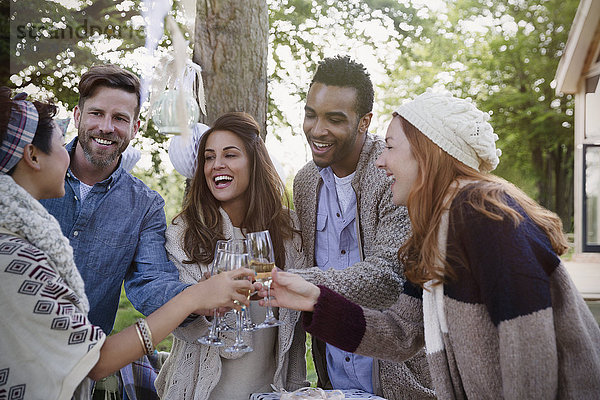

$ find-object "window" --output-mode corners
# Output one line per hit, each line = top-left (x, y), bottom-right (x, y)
(584, 145), (600, 251)
(586, 75), (600, 139)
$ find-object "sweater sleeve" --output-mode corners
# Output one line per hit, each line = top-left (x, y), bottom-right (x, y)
(446, 191), (561, 398)
(304, 283), (424, 363)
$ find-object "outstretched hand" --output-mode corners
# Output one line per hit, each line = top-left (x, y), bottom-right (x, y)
(191, 268), (254, 312)
(258, 268), (320, 312)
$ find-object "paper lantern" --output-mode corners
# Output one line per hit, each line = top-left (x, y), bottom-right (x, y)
(120, 146), (141, 173)
(168, 122), (210, 179)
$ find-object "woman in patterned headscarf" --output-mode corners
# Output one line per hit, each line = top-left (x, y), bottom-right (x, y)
(260, 91), (600, 399)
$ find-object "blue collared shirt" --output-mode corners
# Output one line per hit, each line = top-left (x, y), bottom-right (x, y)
(315, 167), (373, 393)
(40, 138), (188, 333)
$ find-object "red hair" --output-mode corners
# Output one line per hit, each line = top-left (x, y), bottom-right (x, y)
(397, 116), (569, 288)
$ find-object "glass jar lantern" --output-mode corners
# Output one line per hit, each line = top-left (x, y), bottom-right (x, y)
(151, 89), (200, 135)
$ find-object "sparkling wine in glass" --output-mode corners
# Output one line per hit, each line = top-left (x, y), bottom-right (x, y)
(247, 230), (283, 328)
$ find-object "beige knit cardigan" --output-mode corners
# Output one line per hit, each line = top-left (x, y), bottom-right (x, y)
(155, 208), (309, 399)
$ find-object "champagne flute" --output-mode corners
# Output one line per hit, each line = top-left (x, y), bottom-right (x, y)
(221, 250), (253, 353)
(197, 240), (229, 346)
(214, 239), (252, 332)
(221, 239), (257, 331)
(247, 230), (283, 328)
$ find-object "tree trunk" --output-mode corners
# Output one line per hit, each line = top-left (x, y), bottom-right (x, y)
(193, 0), (269, 138)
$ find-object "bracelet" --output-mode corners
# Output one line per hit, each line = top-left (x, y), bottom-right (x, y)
(135, 318), (155, 355)
(134, 322), (146, 353)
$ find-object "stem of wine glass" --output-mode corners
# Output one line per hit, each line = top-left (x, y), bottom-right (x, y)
(265, 281), (275, 320)
(235, 309), (243, 345)
(209, 309), (219, 336)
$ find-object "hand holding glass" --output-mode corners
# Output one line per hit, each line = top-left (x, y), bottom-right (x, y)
(258, 267), (320, 312)
(247, 230), (282, 328)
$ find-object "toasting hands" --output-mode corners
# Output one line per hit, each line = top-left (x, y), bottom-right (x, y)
(190, 267), (255, 314)
(257, 267), (321, 312)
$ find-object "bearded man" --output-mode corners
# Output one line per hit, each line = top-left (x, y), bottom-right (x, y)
(40, 65), (189, 337)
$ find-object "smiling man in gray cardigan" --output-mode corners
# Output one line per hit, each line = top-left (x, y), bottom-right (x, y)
(290, 55), (434, 400)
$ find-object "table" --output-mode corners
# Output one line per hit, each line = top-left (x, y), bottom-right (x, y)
(250, 389), (386, 399)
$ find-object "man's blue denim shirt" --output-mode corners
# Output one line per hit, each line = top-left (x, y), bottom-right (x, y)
(315, 166), (374, 393)
(40, 138), (189, 333)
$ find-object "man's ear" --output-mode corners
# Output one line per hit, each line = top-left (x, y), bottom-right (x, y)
(21, 144), (41, 171)
(359, 112), (373, 135)
(131, 119), (140, 139)
(73, 105), (81, 129)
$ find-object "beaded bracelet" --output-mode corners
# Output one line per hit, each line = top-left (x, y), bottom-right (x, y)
(135, 318), (155, 355)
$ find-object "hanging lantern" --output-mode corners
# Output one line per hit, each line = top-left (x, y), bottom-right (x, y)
(151, 89), (200, 135)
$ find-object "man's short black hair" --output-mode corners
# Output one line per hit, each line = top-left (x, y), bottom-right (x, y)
(310, 55), (374, 117)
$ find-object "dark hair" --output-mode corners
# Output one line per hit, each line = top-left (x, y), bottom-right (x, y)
(78, 64), (141, 119)
(310, 55), (374, 117)
(176, 112), (298, 269)
(0, 88), (57, 175)
(31, 101), (59, 154)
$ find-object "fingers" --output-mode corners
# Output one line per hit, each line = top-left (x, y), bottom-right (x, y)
(228, 267), (255, 280)
(271, 269), (293, 286)
(231, 292), (249, 308)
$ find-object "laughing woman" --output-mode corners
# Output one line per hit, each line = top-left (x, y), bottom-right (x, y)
(0, 92), (253, 399)
(263, 91), (600, 399)
(155, 112), (308, 400)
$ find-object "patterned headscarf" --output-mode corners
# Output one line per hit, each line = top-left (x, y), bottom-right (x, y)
(0, 93), (39, 174)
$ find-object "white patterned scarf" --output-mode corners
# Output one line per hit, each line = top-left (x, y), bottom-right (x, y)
(0, 174), (89, 313)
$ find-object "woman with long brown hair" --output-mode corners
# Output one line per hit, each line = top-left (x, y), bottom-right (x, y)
(261, 91), (600, 398)
(155, 112), (308, 400)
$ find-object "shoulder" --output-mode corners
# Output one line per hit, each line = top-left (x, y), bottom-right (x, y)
(294, 162), (319, 189)
(446, 182), (560, 298)
(356, 134), (388, 185)
(165, 216), (187, 247)
(363, 133), (385, 161)
(0, 234), (81, 306)
(353, 137), (392, 206)
(119, 172), (165, 205)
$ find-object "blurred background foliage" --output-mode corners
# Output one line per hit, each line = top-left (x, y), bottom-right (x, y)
(4, 0), (578, 229)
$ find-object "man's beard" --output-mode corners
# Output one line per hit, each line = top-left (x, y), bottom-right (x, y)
(79, 128), (128, 169)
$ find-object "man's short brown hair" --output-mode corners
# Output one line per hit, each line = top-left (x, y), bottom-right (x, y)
(78, 64), (141, 119)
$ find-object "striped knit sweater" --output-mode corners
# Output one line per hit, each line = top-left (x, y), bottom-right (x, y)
(303, 184), (600, 399)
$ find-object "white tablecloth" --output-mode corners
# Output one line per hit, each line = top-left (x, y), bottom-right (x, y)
(250, 389), (386, 399)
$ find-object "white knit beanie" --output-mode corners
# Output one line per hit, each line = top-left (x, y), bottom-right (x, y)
(394, 89), (502, 172)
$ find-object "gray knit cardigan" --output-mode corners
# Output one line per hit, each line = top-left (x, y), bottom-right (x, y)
(291, 133), (435, 399)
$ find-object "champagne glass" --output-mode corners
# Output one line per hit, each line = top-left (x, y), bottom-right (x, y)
(247, 230), (283, 328)
(221, 239), (257, 331)
(197, 240), (228, 346)
(221, 250), (253, 353)
(214, 239), (252, 332)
